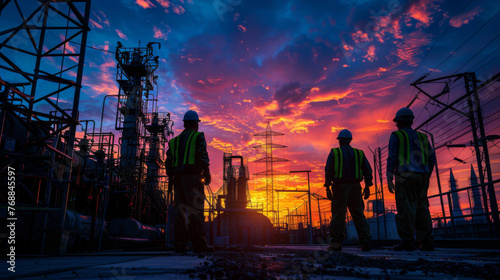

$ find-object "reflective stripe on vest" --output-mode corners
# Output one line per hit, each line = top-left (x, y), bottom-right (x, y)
(353, 148), (364, 180)
(169, 136), (180, 168)
(394, 130), (410, 166)
(184, 131), (201, 165)
(331, 147), (363, 179)
(417, 132), (429, 166)
(169, 131), (201, 167)
(332, 148), (343, 178)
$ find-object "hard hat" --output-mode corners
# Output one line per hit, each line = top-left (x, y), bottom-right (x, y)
(183, 110), (200, 122)
(337, 129), (352, 139)
(393, 107), (414, 122)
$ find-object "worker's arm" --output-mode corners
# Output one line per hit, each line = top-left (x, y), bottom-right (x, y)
(386, 132), (398, 193)
(361, 152), (373, 186)
(324, 149), (334, 187)
(361, 152), (373, 199)
(166, 139), (174, 179)
(196, 132), (211, 185)
(427, 136), (436, 176)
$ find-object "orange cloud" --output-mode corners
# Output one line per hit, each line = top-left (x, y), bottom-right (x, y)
(351, 30), (370, 44)
(393, 31), (431, 66)
(284, 118), (316, 134)
(115, 29), (128, 40)
(331, 126), (346, 133)
(172, 5), (185, 15)
(299, 88), (352, 105)
(449, 6), (481, 28)
(156, 0), (171, 11)
(48, 96), (69, 103)
(187, 57), (202, 63)
(254, 100), (279, 117)
(363, 45), (376, 62)
(84, 58), (117, 97)
(135, 0), (156, 9)
(209, 137), (233, 151)
(406, 0), (440, 27)
(153, 25), (169, 40)
(89, 19), (103, 29)
(238, 25), (247, 33)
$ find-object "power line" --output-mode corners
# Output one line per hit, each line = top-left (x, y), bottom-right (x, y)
(474, 52), (500, 72)
(431, 10), (500, 72)
(453, 33), (500, 75)
(467, 44), (500, 71)
(70, 40), (115, 54)
(404, 0), (478, 105)
(370, 0), (477, 148)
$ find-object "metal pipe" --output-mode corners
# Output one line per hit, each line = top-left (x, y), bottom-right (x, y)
(377, 147), (387, 240)
(99, 94), (119, 148)
(468, 72), (499, 237)
(290, 170), (313, 244)
(422, 129), (448, 237)
(464, 73), (495, 237)
(59, 0), (92, 239)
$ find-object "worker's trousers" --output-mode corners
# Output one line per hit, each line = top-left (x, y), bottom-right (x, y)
(173, 174), (208, 251)
(394, 172), (433, 246)
(329, 182), (371, 245)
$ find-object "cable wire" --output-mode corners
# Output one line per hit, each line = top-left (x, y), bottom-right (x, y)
(370, 0), (477, 148)
(431, 10), (500, 72)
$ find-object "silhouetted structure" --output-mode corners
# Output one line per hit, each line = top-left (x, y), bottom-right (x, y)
(0, 0), (92, 254)
(253, 122), (288, 223)
(210, 151), (273, 245)
(449, 169), (466, 224)
(469, 165), (487, 223)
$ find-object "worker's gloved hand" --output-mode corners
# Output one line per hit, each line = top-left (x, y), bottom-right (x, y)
(326, 187), (333, 201)
(387, 177), (395, 194)
(323, 181), (332, 188)
(204, 171), (211, 186)
(362, 185), (370, 200)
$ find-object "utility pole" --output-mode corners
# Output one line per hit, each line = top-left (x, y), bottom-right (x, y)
(377, 147), (388, 239)
(422, 129), (448, 237)
(290, 170), (313, 244)
(464, 72), (499, 237)
(411, 72), (500, 238)
(311, 193), (326, 240)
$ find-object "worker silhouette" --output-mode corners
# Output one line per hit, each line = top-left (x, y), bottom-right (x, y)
(166, 110), (213, 253)
(324, 129), (373, 251)
(387, 108), (436, 251)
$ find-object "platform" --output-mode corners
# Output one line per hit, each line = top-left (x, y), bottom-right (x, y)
(2, 245), (499, 279)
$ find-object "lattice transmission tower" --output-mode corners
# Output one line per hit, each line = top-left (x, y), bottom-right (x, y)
(253, 122), (288, 223)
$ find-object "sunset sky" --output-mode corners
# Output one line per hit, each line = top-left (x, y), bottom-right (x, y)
(3, 0), (500, 225)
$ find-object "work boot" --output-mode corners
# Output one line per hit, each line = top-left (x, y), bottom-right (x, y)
(327, 243), (342, 252)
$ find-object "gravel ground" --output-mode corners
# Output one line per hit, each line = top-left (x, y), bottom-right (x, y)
(184, 247), (500, 280)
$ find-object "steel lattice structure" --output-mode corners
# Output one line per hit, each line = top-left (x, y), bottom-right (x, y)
(0, 0), (91, 253)
(253, 122), (288, 223)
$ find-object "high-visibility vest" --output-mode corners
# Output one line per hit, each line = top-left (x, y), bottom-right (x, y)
(169, 131), (201, 168)
(393, 130), (429, 166)
(330, 147), (364, 180)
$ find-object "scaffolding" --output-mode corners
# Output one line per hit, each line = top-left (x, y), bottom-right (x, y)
(110, 42), (173, 224)
(0, 0), (91, 254)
